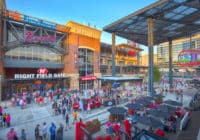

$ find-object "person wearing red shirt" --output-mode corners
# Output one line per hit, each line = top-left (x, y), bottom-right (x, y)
(124, 119), (131, 139)
(113, 123), (120, 135)
(6, 114), (11, 127)
(38, 96), (43, 106)
(7, 128), (17, 140)
(0, 106), (3, 114)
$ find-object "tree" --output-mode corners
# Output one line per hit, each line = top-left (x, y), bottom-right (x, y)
(154, 66), (161, 82)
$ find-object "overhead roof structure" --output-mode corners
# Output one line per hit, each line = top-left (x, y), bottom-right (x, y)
(103, 0), (200, 46)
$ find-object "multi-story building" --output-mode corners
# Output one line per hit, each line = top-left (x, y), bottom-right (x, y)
(0, 8), (145, 100)
(140, 53), (157, 67)
(157, 34), (200, 68)
(0, 9), (102, 100)
(100, 42), (146, 76)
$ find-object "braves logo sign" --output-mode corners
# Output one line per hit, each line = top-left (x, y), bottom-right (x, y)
(37, 67), (48, 74)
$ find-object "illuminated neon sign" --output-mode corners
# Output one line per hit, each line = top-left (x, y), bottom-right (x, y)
(37, 67), (48, 74)
(24, 30), (56, 43)
(4, 10), (69, 32)
(178, 49), (200, 66)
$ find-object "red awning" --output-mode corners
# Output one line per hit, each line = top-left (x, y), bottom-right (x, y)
(80, 75), (96, 81)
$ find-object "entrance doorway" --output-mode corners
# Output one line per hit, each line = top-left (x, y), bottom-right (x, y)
(79, 81), (94, 90)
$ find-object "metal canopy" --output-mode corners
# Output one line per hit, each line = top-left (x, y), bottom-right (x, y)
(103, 0), (200, 46)
(97, 76), (143, 81)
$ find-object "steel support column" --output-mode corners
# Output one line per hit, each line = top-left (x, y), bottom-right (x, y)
(168, 39), (173, 89)
(112, 32), (116, 76)
(147, 17), (154, 95)
(3, 20), (7, 46)
(137, 52), (140, 65)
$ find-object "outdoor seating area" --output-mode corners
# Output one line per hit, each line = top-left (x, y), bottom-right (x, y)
(189, 93), (200, 110)
(88, 94), (190, 139)
(123, 95), (191, 139)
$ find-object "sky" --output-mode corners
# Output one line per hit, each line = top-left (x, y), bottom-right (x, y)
(6, 0), (158, 53)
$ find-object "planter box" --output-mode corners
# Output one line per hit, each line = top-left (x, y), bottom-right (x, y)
(85, 119), (101, 134)
(86, 125), (101, 134)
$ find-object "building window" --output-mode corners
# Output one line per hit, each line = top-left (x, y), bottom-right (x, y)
(197, 39), (200, 48)
(183, 40), (195, 50)
(108, 60), (112, 65)
(78, 48), (94, 90)
(100, 69), (107, 74)
(4, 46), (62, 62)
(119, 61), (124, 65)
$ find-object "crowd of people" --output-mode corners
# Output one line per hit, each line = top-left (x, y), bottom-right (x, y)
(6, 122), (65, 140)
(1, 78), (193, 140)
(0, 106), (11, 128)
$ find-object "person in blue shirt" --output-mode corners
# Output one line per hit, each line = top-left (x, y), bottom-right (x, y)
(49, 122), (56, 140)
(132, 113), (137, 124)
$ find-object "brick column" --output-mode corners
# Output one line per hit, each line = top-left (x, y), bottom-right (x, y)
(94, 73), (101, 89)
(69, 74), (79, 90)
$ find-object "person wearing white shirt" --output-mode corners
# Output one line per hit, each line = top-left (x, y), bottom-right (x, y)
(44, 97), (48, 105)
(42, 122), (48, 140)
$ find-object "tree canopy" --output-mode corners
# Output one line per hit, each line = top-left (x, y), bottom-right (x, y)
(154, 66), (161, 82)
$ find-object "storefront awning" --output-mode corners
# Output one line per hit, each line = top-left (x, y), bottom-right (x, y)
(80, 75), (96, 81)
(97, 76), (143, 81)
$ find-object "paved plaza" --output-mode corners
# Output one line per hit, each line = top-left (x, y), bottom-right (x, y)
(0, 87), (198, 140)
(0, 101), (111, 140)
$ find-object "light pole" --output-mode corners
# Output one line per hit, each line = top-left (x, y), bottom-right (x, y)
(85, 50), (88, 90)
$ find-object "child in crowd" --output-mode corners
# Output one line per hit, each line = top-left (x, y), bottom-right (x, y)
(20, 129), (27, 140)
(73, 110), (78, 124)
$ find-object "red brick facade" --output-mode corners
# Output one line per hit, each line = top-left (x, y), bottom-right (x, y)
(62, 22), (101, 89)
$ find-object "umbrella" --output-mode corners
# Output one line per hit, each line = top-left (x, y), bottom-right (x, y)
(135, 99), (152, 106)
(142, 96), (154, 101)
(153, 94), (164, 99)
(164, 100), (182, 106)
(137, 116), (162, 128)
(107, 107), (127, 115)
(125, 103), (144, 111)
(156, 104), (176, 113)
(147, 109), (171, 119)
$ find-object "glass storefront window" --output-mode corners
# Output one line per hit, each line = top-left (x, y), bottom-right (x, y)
(78, 48), (94, 90)
(5, 46), (62, 62)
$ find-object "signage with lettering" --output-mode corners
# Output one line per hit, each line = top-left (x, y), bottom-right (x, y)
(23, 15), (56, 29)
(4, 10), (69, 32)
(178, 49), (200, 67)
(24, 30), (56, 43)
(14, 73), (66, 79)
(80, 75), (96, 81)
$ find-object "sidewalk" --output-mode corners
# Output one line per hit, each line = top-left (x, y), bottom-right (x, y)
(0, 98), (129, 140)
(0, 87), (196, 139)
